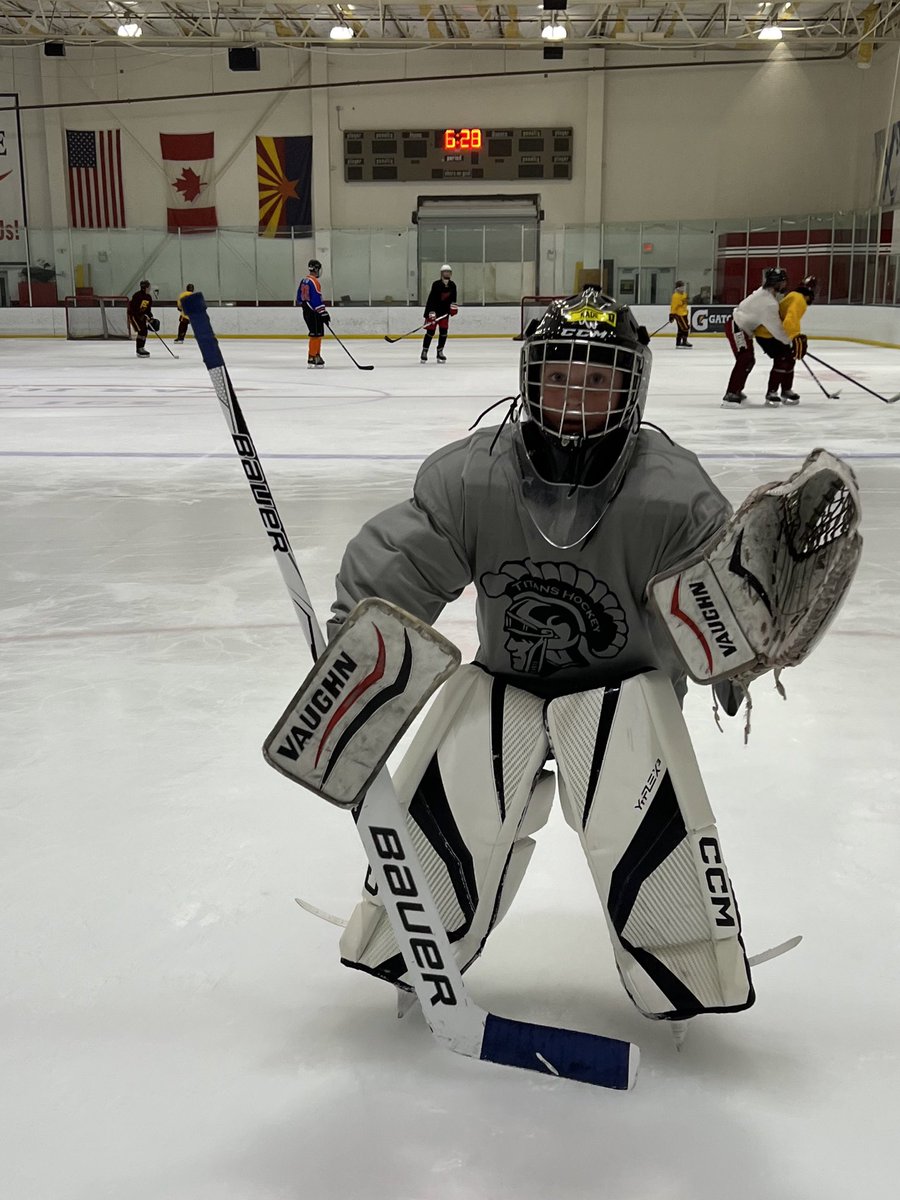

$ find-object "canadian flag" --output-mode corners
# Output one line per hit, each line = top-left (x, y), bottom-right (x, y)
(160, 132), (217, 231)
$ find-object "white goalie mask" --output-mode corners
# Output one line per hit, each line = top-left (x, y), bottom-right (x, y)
(513, 290), (652, 548)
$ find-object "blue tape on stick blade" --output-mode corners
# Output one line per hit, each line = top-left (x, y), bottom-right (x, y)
(481, 1014), (635, 1090)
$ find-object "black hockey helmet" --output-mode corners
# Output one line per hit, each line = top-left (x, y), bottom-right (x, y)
(763, 266), (788, 291)
(513, 289), (652, 547)
(797, 275), (817, 301)
(140, 279), (150, 289)
(308, 259), (322, 274)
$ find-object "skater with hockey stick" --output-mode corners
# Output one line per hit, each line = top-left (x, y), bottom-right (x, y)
(420, 265), (458, 362)
(669, 280), (692, 348)
(755, 274), (817, 407)
(182, 289), (637, 1091)
(330, 288), (861, 1044)
(722, 267), (792, 407)
(174, 283), (194, 345)
(127, 280), (156, 358)
(297, 259), (329, 369)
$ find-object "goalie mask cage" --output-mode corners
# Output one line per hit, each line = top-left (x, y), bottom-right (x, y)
(514, 295), (569, 340)
(64, 295), (131, 340)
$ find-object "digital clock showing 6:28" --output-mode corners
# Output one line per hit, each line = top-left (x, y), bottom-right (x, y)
(442, 128), (483, 152)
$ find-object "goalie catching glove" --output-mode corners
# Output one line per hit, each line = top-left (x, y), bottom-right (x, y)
(647, 448), (861, 695)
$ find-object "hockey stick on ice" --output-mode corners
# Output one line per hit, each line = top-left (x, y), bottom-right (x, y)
(182, 290), (639, 1091)
(648, 320), (671, 337)
(149, 324), (179, 359)
(800, 357), (841, 400)
(324, 322), (375, 370)
(807, 352), (900, 404)
(384, 313), (451, 344)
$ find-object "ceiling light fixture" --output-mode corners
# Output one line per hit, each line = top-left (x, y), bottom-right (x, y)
(758, 22), (783, 39)
(330, 23), (354, 39)
(116, 22), (142, 37)
(541, 22), (567, 40)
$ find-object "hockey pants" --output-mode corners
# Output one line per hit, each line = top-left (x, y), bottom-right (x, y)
(725, 319), (755, 393)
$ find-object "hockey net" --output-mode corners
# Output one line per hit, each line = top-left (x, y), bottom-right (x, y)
(64, 295), (131, 340)
(514, 295), (569, 340)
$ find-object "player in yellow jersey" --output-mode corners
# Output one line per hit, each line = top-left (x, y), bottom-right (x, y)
(759, 276), (816, 406)
(669, 281), (691, 348)
(175, 283), (195, 345)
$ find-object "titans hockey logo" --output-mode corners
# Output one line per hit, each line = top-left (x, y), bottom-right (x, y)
(480, 559), (628, 675)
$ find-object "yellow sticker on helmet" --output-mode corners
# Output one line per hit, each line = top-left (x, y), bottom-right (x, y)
(564, 304), (616, 326)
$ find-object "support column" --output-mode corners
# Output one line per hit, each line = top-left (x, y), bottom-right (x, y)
(309, 50), (332, 278)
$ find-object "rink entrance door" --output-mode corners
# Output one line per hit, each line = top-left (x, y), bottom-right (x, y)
(414, 195), (541, 305)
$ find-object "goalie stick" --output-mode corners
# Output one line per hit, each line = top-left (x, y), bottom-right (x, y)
(181, 290), (639, 1091)
(384, 313), (451, 344)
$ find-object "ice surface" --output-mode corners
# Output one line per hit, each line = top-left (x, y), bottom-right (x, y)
(1, 332), (898, 1200)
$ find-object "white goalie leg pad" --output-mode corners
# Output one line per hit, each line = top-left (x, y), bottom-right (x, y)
(548, 671), (754, 1020)
(340, 665), (553, 986)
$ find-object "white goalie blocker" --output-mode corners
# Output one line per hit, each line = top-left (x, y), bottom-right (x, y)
(263, 598), (460, 808)
(647, 448), (862, 696)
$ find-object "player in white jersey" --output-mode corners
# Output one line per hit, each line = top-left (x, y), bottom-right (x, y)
(722, 267), (792, 407)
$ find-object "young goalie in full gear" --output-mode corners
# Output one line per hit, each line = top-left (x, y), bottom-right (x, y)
(328, 289), (861, 1034)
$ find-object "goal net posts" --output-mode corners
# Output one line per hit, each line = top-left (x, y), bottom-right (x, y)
(64, 295), (131, 340)
(513, 295), (569, 340)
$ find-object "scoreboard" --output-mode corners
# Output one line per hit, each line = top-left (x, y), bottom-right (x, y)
(343, 128), (573, 182)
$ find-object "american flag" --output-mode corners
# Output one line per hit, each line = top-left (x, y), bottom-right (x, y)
(65, 129), (126, 228)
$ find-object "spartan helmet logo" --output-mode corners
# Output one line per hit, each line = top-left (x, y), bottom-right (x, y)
(503, 595), (589, 674)
(481, 559), (628, 675)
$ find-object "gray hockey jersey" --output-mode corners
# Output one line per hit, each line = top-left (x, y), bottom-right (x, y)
(330, 425), (730, 698)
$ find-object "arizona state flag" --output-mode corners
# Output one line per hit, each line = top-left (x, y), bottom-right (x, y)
(160, 132), (217, 232)
(257, 136), (312, 236)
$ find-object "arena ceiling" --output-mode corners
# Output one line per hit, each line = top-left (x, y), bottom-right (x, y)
(0, 1), (897, 57)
